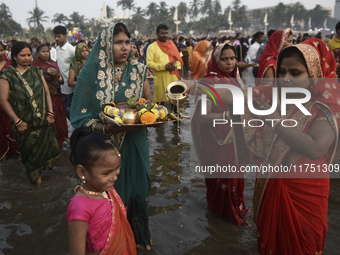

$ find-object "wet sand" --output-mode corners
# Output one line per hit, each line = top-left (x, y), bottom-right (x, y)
(1, 69), (340, 254)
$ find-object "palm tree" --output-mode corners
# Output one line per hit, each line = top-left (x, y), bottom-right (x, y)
(117, 0), (127, 16)
(178, 2), (188, 21)
(200, 0), (213, 17)
(106, 5), (114, 18)
(0, 3), (14, 36)
(130, 7), (146, 31)
(87, 18), (104, 38)
(146, 2), (159, 18)
(69, 12), (88, 29)
(52, 13), (68, 25)
(125, 0), (135, 18)
(269, 3), (286, 29)
(158, 2), (169, 18)
(189, 0), (201, 21)
(213, 0), (222, 16)
(26, 7), (49, 29)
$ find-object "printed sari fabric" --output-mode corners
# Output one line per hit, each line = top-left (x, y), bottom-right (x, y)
(31, 57), (68, 146)
(189, 40), (209, 78)
(0, 55), (19, 160)
(192, 43), (249, 225)
(256, 29), (291, 86)
(0, 66), (60, 182)
(70, 23), (151, 247)
(70, 42), (89, 78)
(100, 189), (137, 255)
(232, 38), (340, 254)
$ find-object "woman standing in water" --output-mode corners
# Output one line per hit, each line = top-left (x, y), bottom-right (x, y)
(31, 44), (68, 147)
(192, 43), (249, 225)
(0, 42), (60, 184)
(0, 42), (19, 160)
(70, 23), (153, 250)
(190, 38), (339, 254)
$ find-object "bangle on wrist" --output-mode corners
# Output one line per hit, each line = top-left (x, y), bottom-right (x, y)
(15, 119), (23, 127)
(47, 111), (55, 117)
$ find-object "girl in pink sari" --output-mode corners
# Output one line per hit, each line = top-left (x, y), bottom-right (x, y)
(192, 43), (249, 225)
(67, 128), (136, 255)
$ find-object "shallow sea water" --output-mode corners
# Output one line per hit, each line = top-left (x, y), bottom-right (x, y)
(1, 70), (340, 254)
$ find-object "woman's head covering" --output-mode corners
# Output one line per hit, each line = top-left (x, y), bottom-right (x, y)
(257, 29), (291, 85)
(70, 23), (148, 128)
(206, 43), (240, 79)
(277, 38), (340, 162)
(277, 38), (340, 112)
(71, 42), (90, 77)
(75, 42), (89, 63)
(130, 40), (144, 64)
(189, 40), (209, 78)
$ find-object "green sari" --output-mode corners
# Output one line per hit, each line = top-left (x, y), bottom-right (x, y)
(70, 23), (151, 246)
(0, 66), (60, 182)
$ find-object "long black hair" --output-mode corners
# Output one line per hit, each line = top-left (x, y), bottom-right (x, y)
(70, 127), (120, 172)
(11, 42), (32, 67)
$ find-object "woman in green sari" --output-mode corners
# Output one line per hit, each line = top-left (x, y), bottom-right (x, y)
(0, 42), (60, 184)
(68, 42), (89, 87)
(70, 23), (153, 249)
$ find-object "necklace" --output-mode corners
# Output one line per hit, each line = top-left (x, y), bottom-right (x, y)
(114, 62), (127, 84)
(79, 185), (109, 200)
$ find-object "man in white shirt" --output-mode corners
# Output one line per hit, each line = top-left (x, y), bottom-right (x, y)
(53, 25), (75, 120)
(247, 31), (265, 63)
(50, 42), (57, 62)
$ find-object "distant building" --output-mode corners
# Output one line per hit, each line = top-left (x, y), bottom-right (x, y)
(335, 0), (340, 19)
(246, 3), (333, 32)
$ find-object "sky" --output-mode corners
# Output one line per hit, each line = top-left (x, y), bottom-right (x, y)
(4, 0), (336, 29)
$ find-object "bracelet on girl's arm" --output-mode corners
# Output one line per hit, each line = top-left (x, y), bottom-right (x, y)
(15, 119), (23, 127)
(273, 118), (284, 133)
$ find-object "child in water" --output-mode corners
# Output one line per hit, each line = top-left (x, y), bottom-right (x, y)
(67, 127), (136, 255)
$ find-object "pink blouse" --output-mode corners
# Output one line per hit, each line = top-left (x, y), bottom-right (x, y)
(66, 192), (113, 253)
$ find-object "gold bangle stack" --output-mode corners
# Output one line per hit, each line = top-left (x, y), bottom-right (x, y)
(92, 122), (107, 134)
(47, 111), (55, 118)
(15, 119), (23, 127)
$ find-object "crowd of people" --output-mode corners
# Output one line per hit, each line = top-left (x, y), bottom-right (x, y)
(1, 19), (340, 254)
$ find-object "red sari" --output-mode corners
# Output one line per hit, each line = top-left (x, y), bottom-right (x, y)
(234, 38), (340, 254)
(0, 54), (19, 160)
(31, 57), (68, 146)
(256, 29), (291, 86)
(100, 189), (137, 255)
(192, 43), (249, 225)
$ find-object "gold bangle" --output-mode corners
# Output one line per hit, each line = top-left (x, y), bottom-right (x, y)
(15, 119), (23, 127)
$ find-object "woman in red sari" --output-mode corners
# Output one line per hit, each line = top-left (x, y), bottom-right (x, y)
(191, 38), (340, 254)
(31, 44), (68, 147)
(192, 43), (249, 225)
(256, 29), (293, 86)
(0, 42), (19, 160)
